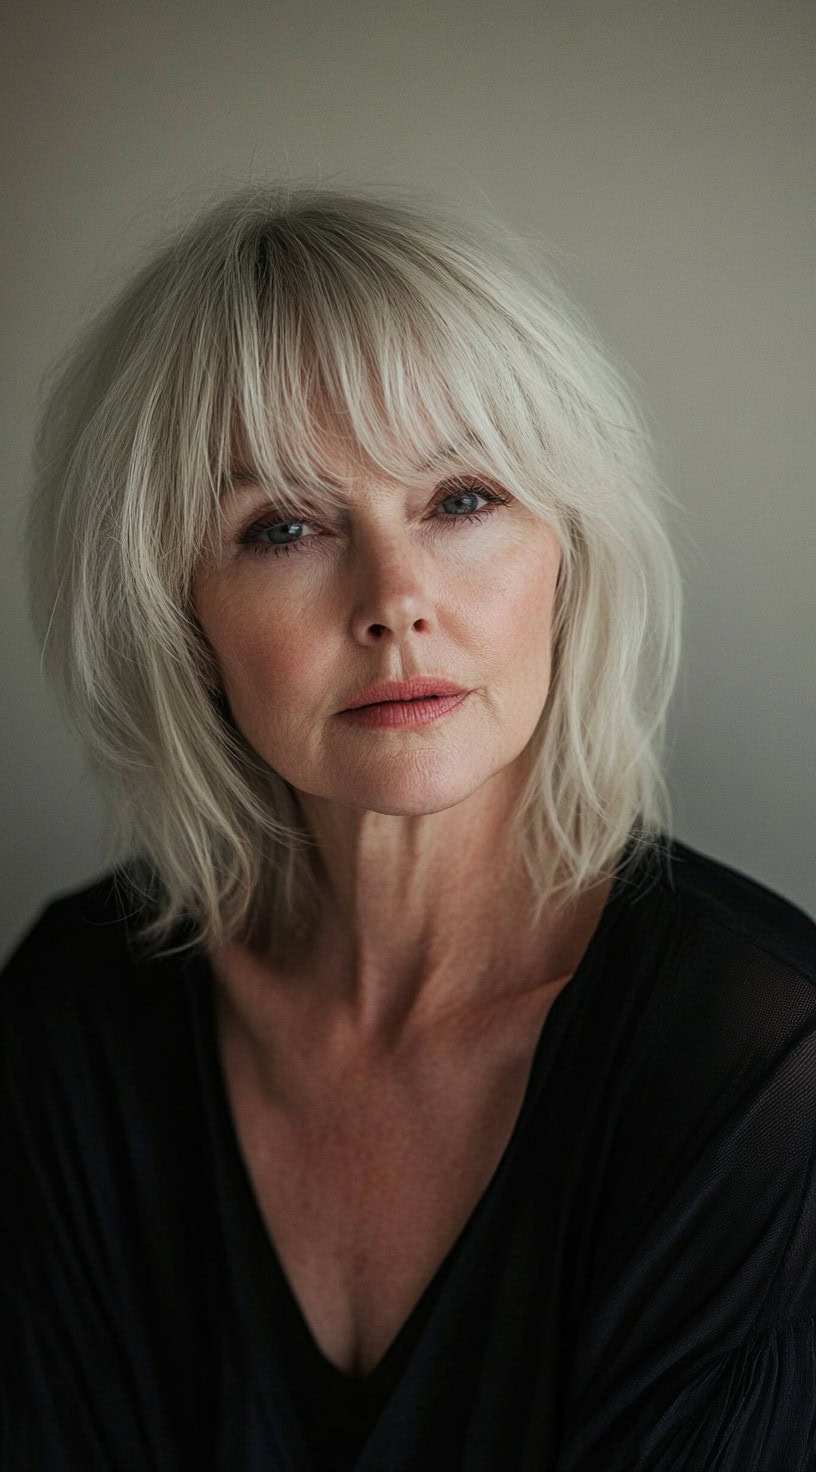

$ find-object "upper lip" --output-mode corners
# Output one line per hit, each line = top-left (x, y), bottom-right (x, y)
(340, 677), (469, 710)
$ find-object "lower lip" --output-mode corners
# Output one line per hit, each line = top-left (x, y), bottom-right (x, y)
(338, 692), (469, 727)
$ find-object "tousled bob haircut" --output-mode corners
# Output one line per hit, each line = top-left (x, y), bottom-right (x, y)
(26, 181), (684, 964)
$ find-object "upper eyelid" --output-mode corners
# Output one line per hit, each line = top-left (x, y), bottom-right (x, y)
(238, 477), (499, 531)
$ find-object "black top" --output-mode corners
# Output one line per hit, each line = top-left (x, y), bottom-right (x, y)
(2, 833), (816, 1471)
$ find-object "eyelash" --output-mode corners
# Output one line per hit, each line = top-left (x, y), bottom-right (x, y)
(237, 481), (511, 560)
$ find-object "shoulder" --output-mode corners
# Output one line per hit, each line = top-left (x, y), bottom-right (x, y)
(584, 837), (816, 1364)
(1, 874), (218, 1415)
(616, 835), (816, 1051)
(3, 867), (148, 976)
(601, 836), (816, 1269)
(0, 866), (191, 1079)
(604, 835), (816, 1090)
(659, 834), (816, 986)
(1, 871), (204, 1248)
(1, 862), (185, 983)
(617, 836), (816, 1109)
(2, 869), (139, 1020)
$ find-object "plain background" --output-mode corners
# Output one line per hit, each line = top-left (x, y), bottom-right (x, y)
(1, 0), (814, 965)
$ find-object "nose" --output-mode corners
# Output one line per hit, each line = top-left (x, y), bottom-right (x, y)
(347, 531), (437, 645)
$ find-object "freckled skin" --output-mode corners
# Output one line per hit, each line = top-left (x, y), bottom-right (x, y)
(191, 428), (571, 1034)
(191, 425), (614, 1377)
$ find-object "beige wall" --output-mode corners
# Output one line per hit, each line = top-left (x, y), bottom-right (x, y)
(2, 0), (814, 959)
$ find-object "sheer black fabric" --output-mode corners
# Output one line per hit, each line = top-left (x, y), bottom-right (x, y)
(2, 833), (815, 1470)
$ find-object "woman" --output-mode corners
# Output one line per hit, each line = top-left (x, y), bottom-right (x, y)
(2, 184), (814, 1471)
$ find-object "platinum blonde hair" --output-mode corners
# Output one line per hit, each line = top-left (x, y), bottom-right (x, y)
(26, 182), (684, 962)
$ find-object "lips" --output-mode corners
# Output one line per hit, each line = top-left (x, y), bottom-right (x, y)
(368, 695), (435, 707)
(338, 690), (470, 727)
(341, 677), (468, 711)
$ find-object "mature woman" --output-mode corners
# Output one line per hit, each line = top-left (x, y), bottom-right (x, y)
(2, 184), (815, 1471)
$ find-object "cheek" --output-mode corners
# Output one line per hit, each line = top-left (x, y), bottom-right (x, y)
(484, 548), (557, 638)
(482, 552), (558, 694)
(222, 620), (311, 707)
(215, 625), (315, 762)
(196, 583), (311, 707)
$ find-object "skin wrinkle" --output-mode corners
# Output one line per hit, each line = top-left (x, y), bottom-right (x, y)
(192, 417), (610, 1058)
(192, 415), (615, 1392)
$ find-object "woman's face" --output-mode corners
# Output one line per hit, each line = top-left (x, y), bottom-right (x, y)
(191, 431), (563, 818)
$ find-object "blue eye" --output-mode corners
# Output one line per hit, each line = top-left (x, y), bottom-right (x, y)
(238, 481), (510, 560)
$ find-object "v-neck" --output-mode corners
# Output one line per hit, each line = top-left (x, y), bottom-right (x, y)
(184, 840), (636, 1403)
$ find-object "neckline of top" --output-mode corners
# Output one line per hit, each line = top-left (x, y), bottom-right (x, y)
(181, 830), (657, 1388)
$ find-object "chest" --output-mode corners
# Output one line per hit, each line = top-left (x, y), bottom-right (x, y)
(216, 986), (566, 1377)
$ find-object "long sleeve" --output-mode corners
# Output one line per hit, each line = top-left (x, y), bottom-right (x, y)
(3, 841), (816, 1471)
(0, 907), (160, 1470)
(556, 916), (816, 1470)
(0, 902), (218, 1472)
(558, 1313), (816, 1470)
(1, 1288), (114, 1472)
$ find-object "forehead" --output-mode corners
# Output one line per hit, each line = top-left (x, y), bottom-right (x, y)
(222, 425), (486, 499)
